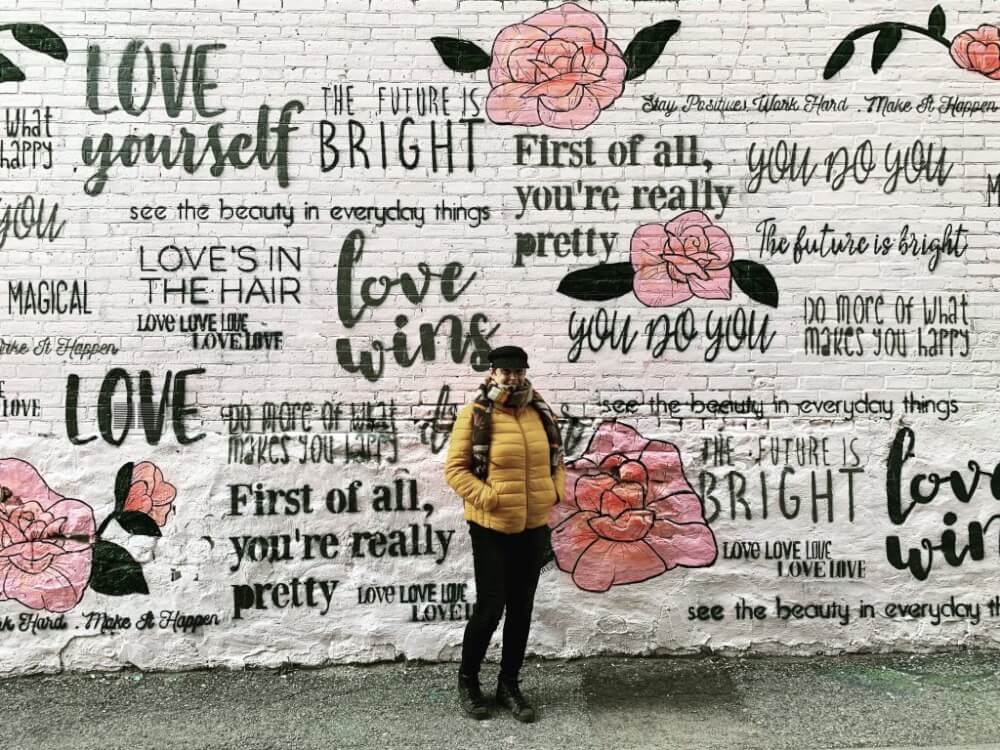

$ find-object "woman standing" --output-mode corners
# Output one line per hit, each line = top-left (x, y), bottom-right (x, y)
(444, 345), (565, 723)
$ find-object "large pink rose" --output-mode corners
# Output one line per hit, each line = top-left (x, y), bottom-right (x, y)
(548, 421), (716, 593)
(950, 25), (1000, 79)
(0, 459), (96, 612)
(486, 2), (627, 129)
(631, 210), (734, 307)
(123, 462), (176, 526)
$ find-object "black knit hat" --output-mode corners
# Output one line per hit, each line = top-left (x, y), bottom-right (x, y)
(488, 345), (529, 369)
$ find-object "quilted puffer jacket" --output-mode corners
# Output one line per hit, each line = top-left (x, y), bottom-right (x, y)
(445, 401), (566, 533)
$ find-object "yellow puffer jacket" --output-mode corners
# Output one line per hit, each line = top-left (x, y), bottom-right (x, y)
(445, 401), (566, 533)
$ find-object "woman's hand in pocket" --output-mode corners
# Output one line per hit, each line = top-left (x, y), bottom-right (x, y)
(478, 480), (500, 511)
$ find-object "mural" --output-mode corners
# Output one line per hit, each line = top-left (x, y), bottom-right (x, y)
(557, 210), (779, 308)
(0, 0), (997, 673)
(825, 6), (1000, 82)
(0, 23), (67, 84)
(0, 459), (177, 612)
(549, 420), (717, 592)
(433, 2), (679, 129)
(0, 459), (94, 612)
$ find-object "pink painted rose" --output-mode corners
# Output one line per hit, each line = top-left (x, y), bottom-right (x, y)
(631, 210), (734, 307)
(123, 462), (176, 526)
(0, 459), (96, 612)
(548, 421), (716, 593)
(486, 2), (627, 129)
(950, 25), (1000, 79)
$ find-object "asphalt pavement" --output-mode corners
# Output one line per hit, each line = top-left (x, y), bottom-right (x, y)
(4, 651), (1000, 749)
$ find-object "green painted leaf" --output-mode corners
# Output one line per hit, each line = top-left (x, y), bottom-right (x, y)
(731, 260), (779, 308)
(928, 6), (946, 39)
(117, 511), (162, 537)
(0, 53), (25, 84)
(11, 23), (68, 61)
(430, 37), (490, 73)
(872, 27), (902, 74)
(557, 262), (635, 302)
(823, 38), (855, 80)
(89, 540), (149, 596)
(623, 20), (681, 81)
(113, 462), (134, 513)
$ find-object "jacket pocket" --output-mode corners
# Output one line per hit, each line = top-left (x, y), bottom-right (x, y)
(478, 481), (500, 512)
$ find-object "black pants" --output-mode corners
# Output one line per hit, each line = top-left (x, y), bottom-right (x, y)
(460, 521), (548, 681)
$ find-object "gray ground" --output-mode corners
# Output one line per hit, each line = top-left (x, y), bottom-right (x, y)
(4, 652), (1000, 749)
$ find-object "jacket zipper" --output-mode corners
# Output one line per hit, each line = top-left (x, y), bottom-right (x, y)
(518, 408), (529, 523)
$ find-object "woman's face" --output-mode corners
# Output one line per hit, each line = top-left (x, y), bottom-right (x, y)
(492, 367), (527, 387)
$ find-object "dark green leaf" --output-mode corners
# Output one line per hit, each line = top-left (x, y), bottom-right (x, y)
(116, 511), (162, 537)
(11, 24), (68, 61)
(823, 38), (855, 80)
(623, 20), (681, 81)
(731, 260), (779, 308)
(430, 37), (490, 73)
(88, 540), (149, 596)
(0, 54), (25, 84)
(557, 262), (635, 302)
(928, 6), (946, 39)
(872, 26), (902, 74)
(113, 462), (134, 513)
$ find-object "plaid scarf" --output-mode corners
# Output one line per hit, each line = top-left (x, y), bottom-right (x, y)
(470, 378), (563, 481)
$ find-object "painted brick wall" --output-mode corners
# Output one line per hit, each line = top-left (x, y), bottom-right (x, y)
(0, 0), (998, 674)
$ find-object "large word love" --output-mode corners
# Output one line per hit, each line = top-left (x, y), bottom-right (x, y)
(65, 368), (205, 446)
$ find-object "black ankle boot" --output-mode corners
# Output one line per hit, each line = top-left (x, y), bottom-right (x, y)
(457, 672), (489, 720)
(496, 675), (536, 723)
